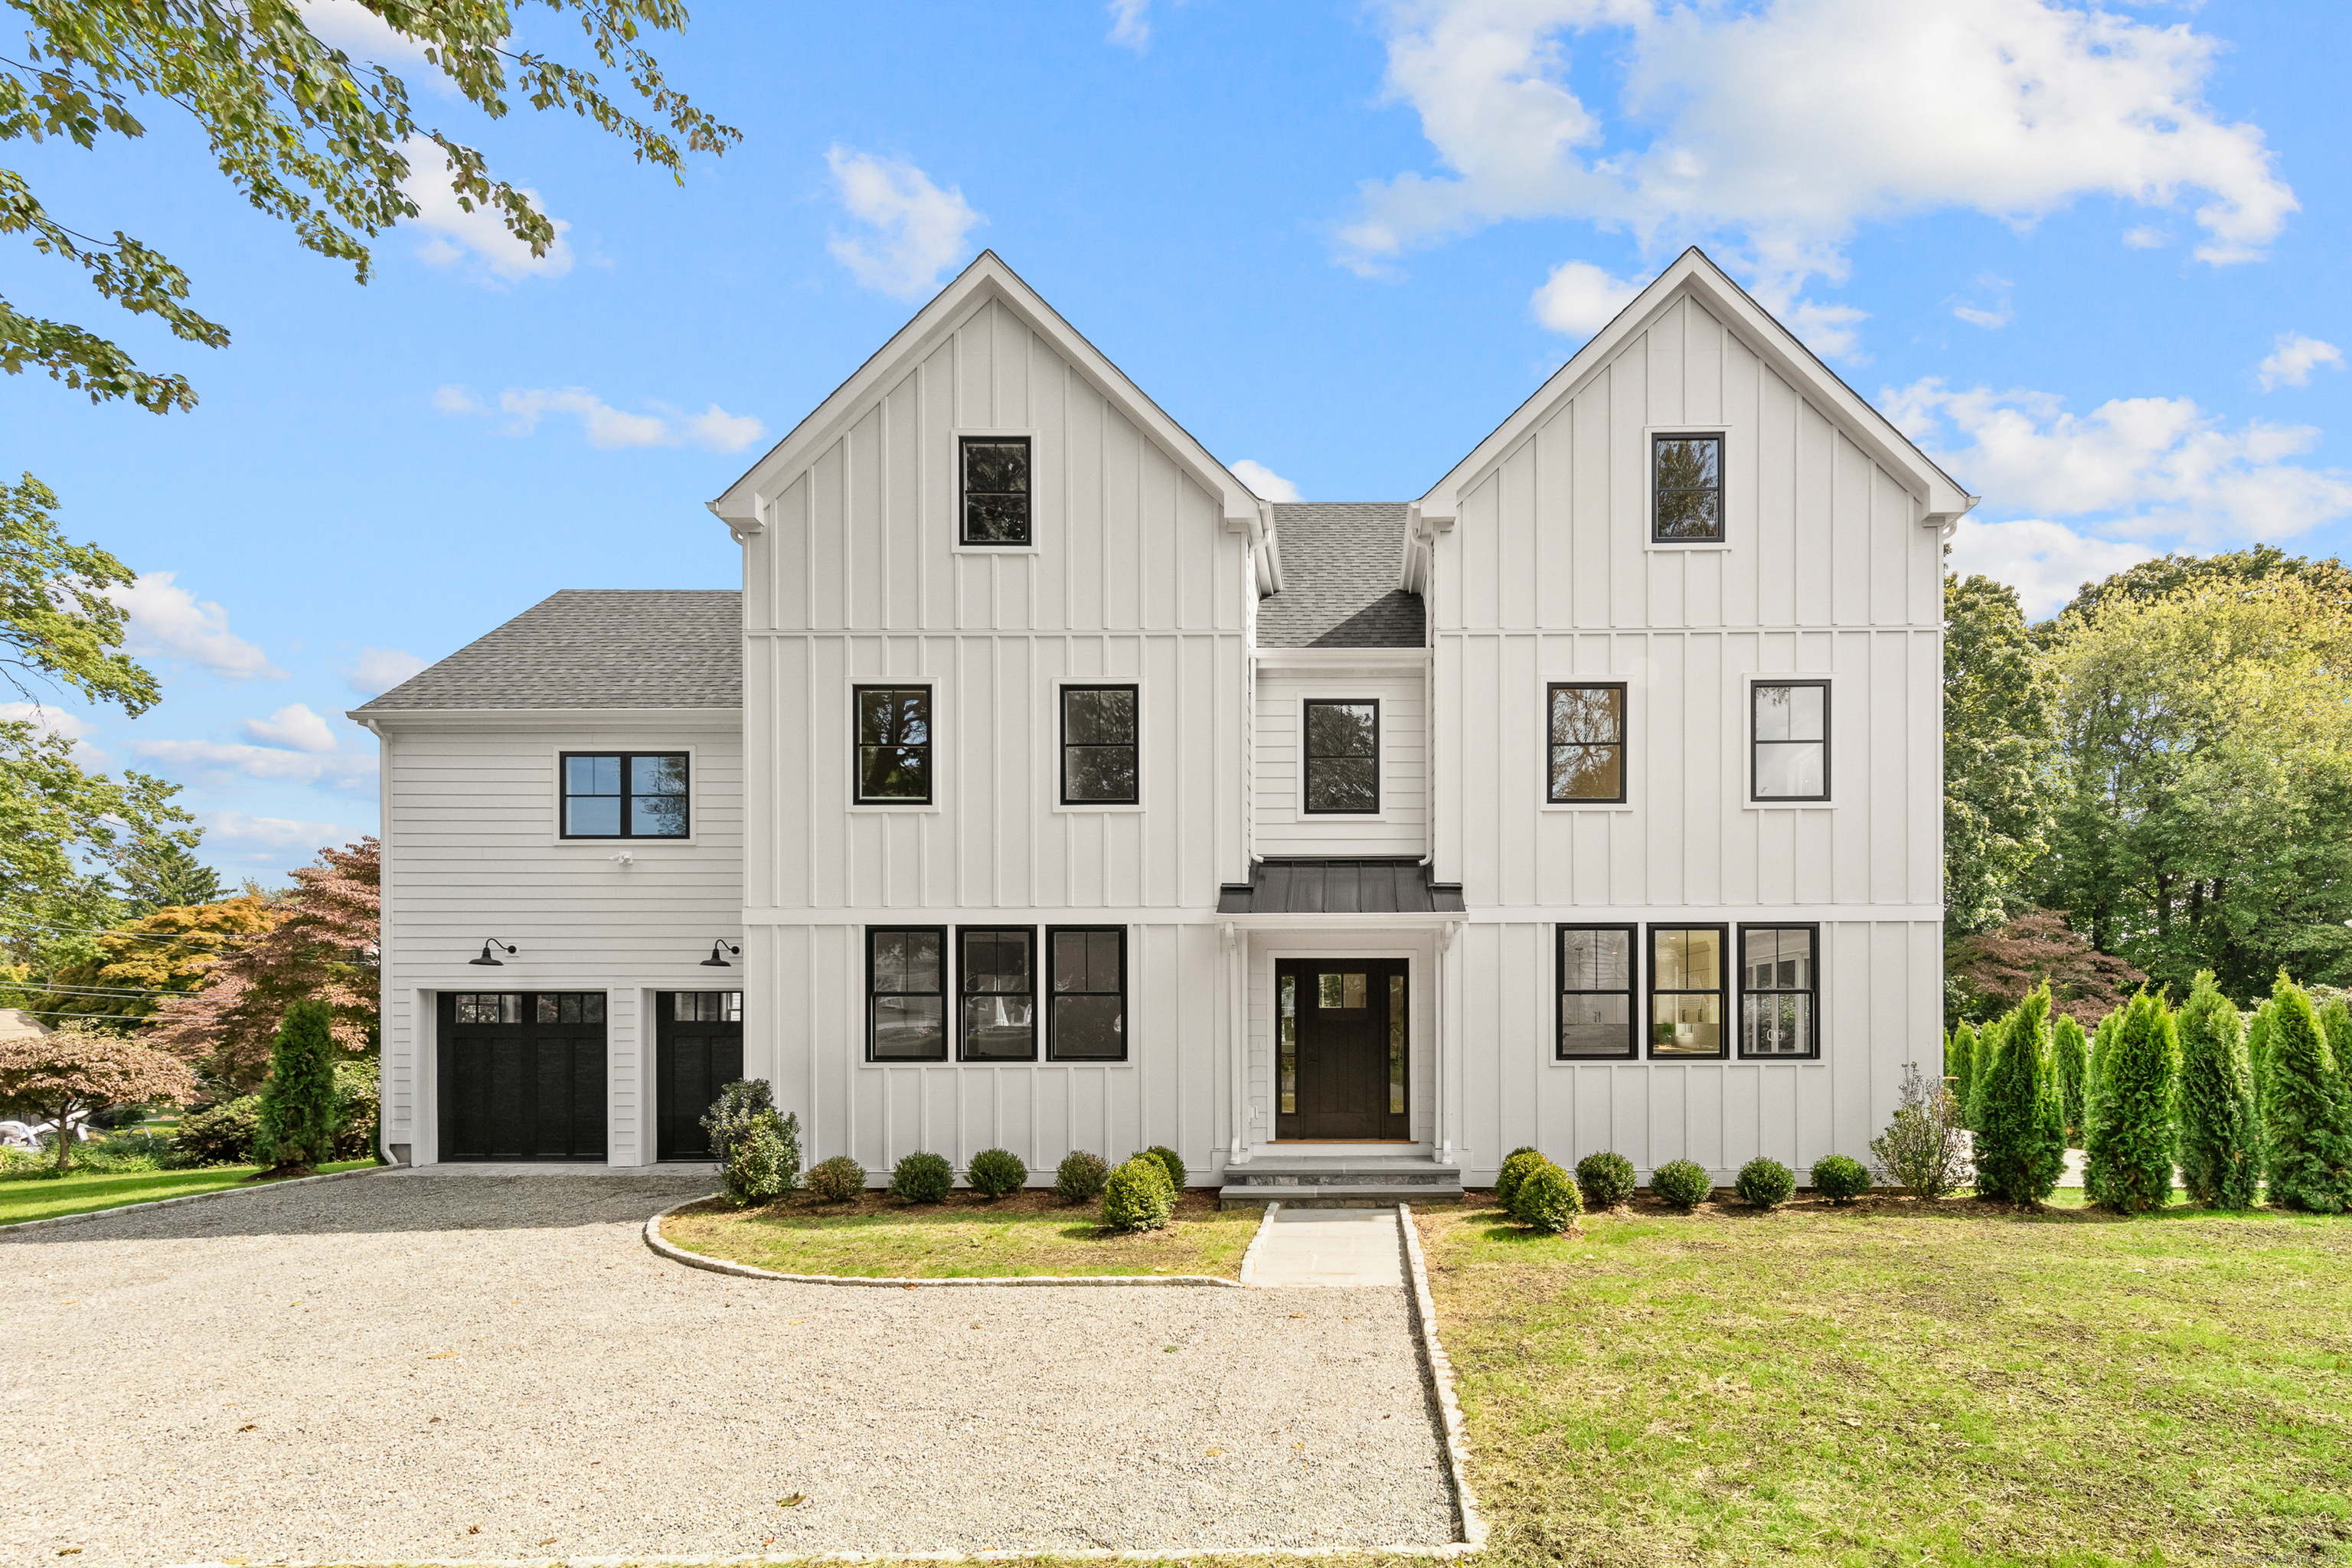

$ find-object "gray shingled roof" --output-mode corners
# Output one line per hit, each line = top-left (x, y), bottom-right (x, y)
(1217, 858), (1465, 916)
(1256, 503), (1424, 648)
(355, 590), (740, 711)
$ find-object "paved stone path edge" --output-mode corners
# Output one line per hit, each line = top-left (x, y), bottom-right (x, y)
(167, 1545), (1481, 1566)
(0, 1161), (384, 1233)
(1397, 1204), (1488, 1551)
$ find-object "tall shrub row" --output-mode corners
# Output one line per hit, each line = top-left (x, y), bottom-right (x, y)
(2260, 977), (2352, 1214)
(2175, 971), (2260, 1211)
(2083, 991), (2177, 1214)
(1971, 985), (2066, 1205)
(2051, 1013), (2089, 1146)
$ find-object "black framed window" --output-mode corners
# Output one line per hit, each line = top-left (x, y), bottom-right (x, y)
(1047, 926), (1126, 1061)
(452, 993), (524, 1024)
(1547, 683), (1625, 802)
(1739, 926), (1818, 1058)
(959, 926), (1037, 1061)
(1648, 925), (1727, 1059)
(854, 685), (933, 804)
(1061, 684), (1138, 805)
(960, 436), (1031, 545)
(1557, 925), (1638, 1059)
(1302, 699), (1379, 814)
(1752, 681), (1830, 802)
(671, 991), (741, 1023)
(867, 927), (947, 1061)
(560, 753), (688, 838)
(1653, 433), (1723, 542)
(533, 993), (607, 1024)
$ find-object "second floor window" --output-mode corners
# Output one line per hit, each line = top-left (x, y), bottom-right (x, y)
(1654, 433), (1723, 542)
(961, 436), (1031, 544)
(562, 753), (688, 838)
(854, 684), (933, 803)
(1753, 681), (1829, 801)
(1547, 683), (1625, 802)
(1303, 699), (1380, 814)
(1061, 684), (1139, 805)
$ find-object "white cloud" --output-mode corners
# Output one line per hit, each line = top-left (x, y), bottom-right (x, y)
(134, 738), (375, 789)
(240, 703), (339, 754)
(1345, 0), (2296, 354)
(398, 135), (573, 281)
(1885, 377), (2352, 545)
(1952, 304), (2011, 330)
(1108, 0), (1151, 50)
(436, 384), (765, 452)
(1947, 518), (2154, 620)
(1230, 460), (1303, 502)
(825, 146), (985, 300)
(296, 0), (436, 67)
(2122, 224), (2167, 249)
(344, 647), (428, 697)
(2257, 332), (2344, 393)
(1531, 260), (1642, 337)
(201, 809), (361, 859)
(104, 572), (282, 678)
(0, 701), (103, 764)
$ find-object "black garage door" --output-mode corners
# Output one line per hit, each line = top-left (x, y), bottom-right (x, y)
(655, 991), (743, 1161)
(437, 992), (607, 1161)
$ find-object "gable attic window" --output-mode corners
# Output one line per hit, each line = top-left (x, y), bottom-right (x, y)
(560, 753), (688, 838)
(854, 685), (933, 803)
(961, 436), (1031, 545)
(1652, 433), (1723, 542)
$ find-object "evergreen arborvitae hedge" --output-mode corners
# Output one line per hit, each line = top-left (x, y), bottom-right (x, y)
(1971, 985), (2066, 1205)
(1948, 1021), (1980, 1120)
(2052, 1014), (2089, 1147)
(2261, 978), (2352, 1214)
(2175, 971), (2261, 1211)
(253, 998), (340, 1171)
(2083, 990), (2178, 1214)
(1964, 1017), (2006, 1132)
(2246, 1000), (2276, 1134)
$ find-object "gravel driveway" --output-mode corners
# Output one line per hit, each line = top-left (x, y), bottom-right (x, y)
(0, 1170), (1456, 1564)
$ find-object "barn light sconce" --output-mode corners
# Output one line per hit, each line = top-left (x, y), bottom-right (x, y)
(701, 939), (741, 969)
(470, 938), (517, 967)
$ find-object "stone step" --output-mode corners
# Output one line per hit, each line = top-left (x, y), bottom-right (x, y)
(1223, 1162), (1460, 1188)
(1218, 1174), (1464, 1210)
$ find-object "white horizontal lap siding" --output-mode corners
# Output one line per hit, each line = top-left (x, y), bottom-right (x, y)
(1252, 671), (1426, 858)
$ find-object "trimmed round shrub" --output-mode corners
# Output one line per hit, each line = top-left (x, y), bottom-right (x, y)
(1575, 1150), (1638, 1210)
(805, 1155), (865, 1204)
(722, 1112), (795, 1207)
(1502, 1145), (1539, 1165)
(1650, 1158), (1712, 1211)
(1811, 1154), (1870, 1204)
(1054, 1149), (1111, 1204)
(1734, 1156), (1795, 1210)
(175, 1097), (260, 1166)
(1143, 1144), (1188, 1191)
(1511, 1160), (1583, 1233)
(1493, 1148), (1547, 1214)
(887, 1150), (953, 1204)
(966, 1147), (1028, 1198)
(1099, 1155), (1175, 1232)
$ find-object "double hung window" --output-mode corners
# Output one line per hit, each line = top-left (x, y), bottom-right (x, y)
(1738, 926), (1818, 1057)
(1653, 433), (1724, 542)
(1047, 926), (1126, 1060)
(1302, 700), (1380, 814)
(960, 436), (1031, 545)
(1752, 681), (1830, 801)
(867, 927), (947, 1061)
(1648, 926), (1727, 1059)
(1060, 684), (1139, 805)
(560, 753), (688, 838)
(1547, 684), (1625, 802)
(1557, 925), (1638, 1059)
(854, 685), (933, 804)
(959, 928), (1037, 1061)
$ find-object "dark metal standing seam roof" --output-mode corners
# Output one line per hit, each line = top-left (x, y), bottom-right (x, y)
(1256, 503), (1426, 648)
(354, 590), (742, 711)
(1217, 858), (1466, 916)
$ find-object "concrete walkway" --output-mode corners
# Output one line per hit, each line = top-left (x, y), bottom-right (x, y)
(1247, 1206), (1408, 1288)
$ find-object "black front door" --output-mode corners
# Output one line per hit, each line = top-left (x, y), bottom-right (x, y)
(1276, 959), (1410, 1140)
(437, 992), (607, 1161)
(655, 991), (744, 1161)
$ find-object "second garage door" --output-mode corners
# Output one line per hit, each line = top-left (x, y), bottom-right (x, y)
(437, 991), (607, 1161)
(655, 990), (743, 1161)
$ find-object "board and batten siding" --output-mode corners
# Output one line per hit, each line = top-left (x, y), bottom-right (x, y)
(374, 714), (743, 1166)
(733, 293), (1250, 1179)
(1250, 667), (1428, 858)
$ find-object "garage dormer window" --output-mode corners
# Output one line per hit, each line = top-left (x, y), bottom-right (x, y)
(561, 753), (688, 838)
(1653, 433), (1723, 542)
(961, 436), (1031, 545)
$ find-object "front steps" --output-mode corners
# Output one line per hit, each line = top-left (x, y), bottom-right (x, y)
(1217, 1155), (1464, 1209)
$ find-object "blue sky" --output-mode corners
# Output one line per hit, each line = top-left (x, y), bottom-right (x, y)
(4, 0), (2346, 880)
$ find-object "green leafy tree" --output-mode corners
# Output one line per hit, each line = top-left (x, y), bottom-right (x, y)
(2056, 545), (2352, 624)
(0, 473), (154, 713)
(3, 892), (271, 1029)
(1971, 986), (2067, 1205)
(0, 719), (189, 967)
(253, 998), (338, 1171)
(2083, 991), (2179, 1214)
(2174, 971), (2259, 1210)
(2261, 978), (2352, 1214)
(1944, 574), (2060, 933)
(116, 836), (224, 916)
(2051, 1012), (2089, 1146)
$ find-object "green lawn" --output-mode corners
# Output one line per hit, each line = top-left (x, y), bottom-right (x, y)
(0, 1160), (376, 1227)
(1412, 1191), (2352, 1568)
(663, 1188), (1260, 1279)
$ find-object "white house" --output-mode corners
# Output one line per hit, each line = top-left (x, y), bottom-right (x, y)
(358, 248), (1971, 1194)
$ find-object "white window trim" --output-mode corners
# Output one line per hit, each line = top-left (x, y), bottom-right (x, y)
(1050, 675), (1147, 815)
(950, 426), (1043, 554)
(1537, 674), (1639, 813)
(845, 672), (947, 815)
(1642, 423), (1733, 554)
(1740, 671), (1836, 810)
(1295, 694), (1390, 822)
(547, 743), (701, 846)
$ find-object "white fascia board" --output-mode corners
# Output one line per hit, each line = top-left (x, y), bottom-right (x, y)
(709, 250), (1262, 531)
(1253, 647), (1429, 672)
(1414, 247), (1975, 525)
(347, 707), (743, 731)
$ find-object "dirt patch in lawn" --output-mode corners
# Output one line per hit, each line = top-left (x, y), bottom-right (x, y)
(662, 1188), (1260, 1279)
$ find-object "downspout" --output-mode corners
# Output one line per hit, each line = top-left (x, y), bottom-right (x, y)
(1437, 919), (1462, 1166)
(1223, 921), (1250, 1167)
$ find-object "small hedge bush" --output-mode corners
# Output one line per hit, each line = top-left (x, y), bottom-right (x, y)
(1575, 1150), (1637, 1209)
(1143, 1144), (1187, 1191)
(1650, 1158), (1712, 1210)
(721, 1111), (799, 1207)
(966, 1147), (1028, 1198)
(175, 1097), (261, 1166)
(805, 1155), (864, 1204)
(1734, 1156), (1795, 1209)
(1511, 1160), (1583, 1233)
(887, 1151), (953, 1204)
(1811, 1154), (1870, 1204)
(1493, 1148), (1547, 1213)
(1054, 1149), (1111, 1203)
(1100, 1155), (1175, 1232)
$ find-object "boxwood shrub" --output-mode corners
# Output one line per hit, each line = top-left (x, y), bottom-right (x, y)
(1650, 1158), (1712, 1211)
(887, 1151), (953, 1204)
(1734, 1156), (1795, 1210)
(1053, 1149), (1111, 1204)
(1511, 1160), (1583, 1233)
(175, 1097), (261, 1166)
(1492, 1148), (1547, 1214)
(1100, 1155), (1175, 1231)
(1574, 1150), (1637, 1210)
(805, 1155), (865, 1204)
(966, 1147), (1027, 1198)
(1811, 1153), (1870, 1204)
(1142, 1144), (1187, 1191)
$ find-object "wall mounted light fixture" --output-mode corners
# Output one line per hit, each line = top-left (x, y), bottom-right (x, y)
(469, 938), (518, 967)
(701, 939), (741, 969)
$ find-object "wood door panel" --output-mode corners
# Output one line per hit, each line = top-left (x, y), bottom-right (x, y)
(436, 995), (606, 1161)
(655, 996), (745, 1161)
(1276, 959), (1410, 1141)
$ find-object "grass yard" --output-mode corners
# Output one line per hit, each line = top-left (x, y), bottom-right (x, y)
(663, 1187), (1260, 1279)
(0, 1160), (376, 1227)
(1413, 1191), (2352, 1567)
